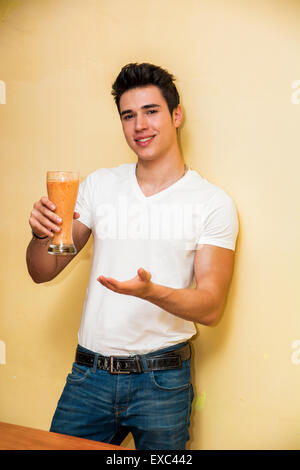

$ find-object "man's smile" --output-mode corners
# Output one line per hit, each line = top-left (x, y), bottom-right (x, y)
(135, 135), (155, 146)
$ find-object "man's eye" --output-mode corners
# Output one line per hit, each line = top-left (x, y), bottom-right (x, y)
(123, 114), (133, 120)
(147, 109), (157, 115)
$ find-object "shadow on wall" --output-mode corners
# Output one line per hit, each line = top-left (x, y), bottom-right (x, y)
(188, 222), (241, 449)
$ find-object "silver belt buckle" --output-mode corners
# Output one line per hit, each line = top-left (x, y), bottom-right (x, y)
(110, 356), (131, 374)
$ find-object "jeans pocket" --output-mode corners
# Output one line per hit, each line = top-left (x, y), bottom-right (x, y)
(149, 360), (191, 391)
(66, 362), (91, 384)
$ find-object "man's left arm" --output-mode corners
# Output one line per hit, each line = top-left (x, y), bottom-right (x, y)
(145, 244), (234, 325)
(97, 244), (235, 326)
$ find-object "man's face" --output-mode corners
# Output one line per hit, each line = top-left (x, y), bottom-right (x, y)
(119, 85), (182, 162)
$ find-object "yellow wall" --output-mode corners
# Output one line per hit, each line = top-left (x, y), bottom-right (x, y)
(1, 0), (300, 450)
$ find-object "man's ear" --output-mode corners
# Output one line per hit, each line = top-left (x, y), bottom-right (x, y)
(172, 105), (183, 128)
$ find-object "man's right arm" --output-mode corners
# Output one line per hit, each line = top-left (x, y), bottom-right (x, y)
(26, 196), (91, 283)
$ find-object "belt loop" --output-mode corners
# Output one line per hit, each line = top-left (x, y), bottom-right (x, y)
(138, 354), (148, 372)
(92, 352), (99, 373)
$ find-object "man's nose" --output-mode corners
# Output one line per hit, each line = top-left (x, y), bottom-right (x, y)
(135, 113), (148, 131)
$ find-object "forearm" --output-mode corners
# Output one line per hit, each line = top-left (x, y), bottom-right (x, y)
(144, 283), (220, 326)
(26, 236), (58, 283)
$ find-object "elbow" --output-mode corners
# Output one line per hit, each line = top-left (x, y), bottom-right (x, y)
(32, 277), (45, 284)
(29, 273), (45, 284)
(199, 314), (216, 327)
(197, 306), (223, 327)
(28, 269), (50, 284)
(193, 288), (227, 326)
(204, 315), (218, 327)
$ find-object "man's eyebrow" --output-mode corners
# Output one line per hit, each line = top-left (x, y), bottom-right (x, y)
(142, 104), (160, 110)
(120, 104), (160, 116)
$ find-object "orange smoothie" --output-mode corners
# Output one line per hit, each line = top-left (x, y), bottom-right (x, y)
(47, 178), (79, 246)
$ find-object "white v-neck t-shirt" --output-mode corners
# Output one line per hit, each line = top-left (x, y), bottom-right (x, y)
(75, 163), (239, 356)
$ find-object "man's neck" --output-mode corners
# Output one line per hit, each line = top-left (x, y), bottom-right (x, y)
(135, 153), (187, 196)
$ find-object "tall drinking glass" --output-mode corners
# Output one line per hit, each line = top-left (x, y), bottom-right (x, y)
(47, 171), (79, 255)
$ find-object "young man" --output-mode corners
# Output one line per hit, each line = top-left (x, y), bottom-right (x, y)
(27, 63), (239, 450)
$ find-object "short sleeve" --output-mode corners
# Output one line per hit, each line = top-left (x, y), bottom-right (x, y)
(197, 193), (239, 251)
(75, 176), (93, 229)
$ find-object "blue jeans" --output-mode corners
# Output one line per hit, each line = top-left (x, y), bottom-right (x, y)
(50, 342), (194, 450)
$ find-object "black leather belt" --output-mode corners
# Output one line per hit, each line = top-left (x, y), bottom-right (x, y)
(75, 343), (191, 374)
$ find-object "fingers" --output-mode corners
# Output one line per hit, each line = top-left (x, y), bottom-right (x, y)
(29, 196), (62, 238)
(97, 276), (119, 292)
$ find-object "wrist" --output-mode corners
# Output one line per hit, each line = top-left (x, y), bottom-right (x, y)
(31, 230), (49, 241)
(31, 237), (50, 248)
(143, 281), (169, 302)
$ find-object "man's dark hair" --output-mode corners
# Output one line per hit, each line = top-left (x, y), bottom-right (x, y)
(111, 62), (180, 116)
